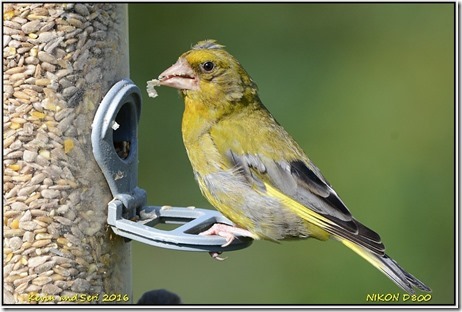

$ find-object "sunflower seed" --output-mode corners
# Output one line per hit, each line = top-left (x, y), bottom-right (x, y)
(42, 283), (62, 294)
(28, 255), (49, 268)
(34, 260), (56, 274)
(13, 274), (37, 287)
(32, 275), (52, 286)
(22, 20), (41, 33)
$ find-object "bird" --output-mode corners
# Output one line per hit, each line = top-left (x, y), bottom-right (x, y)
(154, 39), (431, 294)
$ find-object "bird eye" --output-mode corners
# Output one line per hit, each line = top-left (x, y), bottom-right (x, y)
(201, 61), (215, 72)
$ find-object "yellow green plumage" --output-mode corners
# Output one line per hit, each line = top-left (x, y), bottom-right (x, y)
(156, 39), (431, 294)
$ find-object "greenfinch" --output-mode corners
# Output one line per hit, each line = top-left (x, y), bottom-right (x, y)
(155, 39), (431, 294)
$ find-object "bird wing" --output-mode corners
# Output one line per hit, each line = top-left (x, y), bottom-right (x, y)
(226, 150), (385, 255)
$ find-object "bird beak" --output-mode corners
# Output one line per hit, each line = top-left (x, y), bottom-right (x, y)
(158, 57), (199, 91)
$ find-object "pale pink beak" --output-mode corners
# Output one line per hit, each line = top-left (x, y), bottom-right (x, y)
(158, 57), (199, 91)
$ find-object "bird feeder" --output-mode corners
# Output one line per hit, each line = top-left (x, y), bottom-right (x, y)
(3, 3), (131, 304)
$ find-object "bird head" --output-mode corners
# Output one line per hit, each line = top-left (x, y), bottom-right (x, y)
(158, 40), (258, 103)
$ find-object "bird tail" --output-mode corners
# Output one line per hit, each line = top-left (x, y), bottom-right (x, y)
(263, 183), (431, 293)
(339, 239), (431, 294)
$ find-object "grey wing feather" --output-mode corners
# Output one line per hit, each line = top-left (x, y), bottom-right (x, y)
(226, 150), (385, 255)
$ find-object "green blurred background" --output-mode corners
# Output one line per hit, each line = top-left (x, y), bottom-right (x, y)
(128, 3), (454, 305)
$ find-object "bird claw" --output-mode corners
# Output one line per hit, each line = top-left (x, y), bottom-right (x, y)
(209, 251), (227, 261)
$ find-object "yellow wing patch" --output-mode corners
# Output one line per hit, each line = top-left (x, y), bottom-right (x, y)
(264, 182), (336, 228)
(264, 182), (332, 241)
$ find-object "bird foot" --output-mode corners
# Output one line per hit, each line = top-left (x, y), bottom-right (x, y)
(200, 223), (255, 261)
(199, 223), (254, 247)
